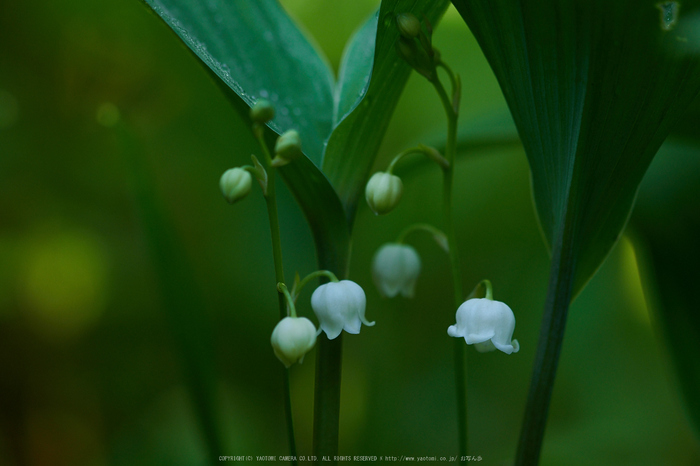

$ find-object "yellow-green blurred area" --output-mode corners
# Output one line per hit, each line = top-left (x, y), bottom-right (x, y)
(1, 1), (698, 465)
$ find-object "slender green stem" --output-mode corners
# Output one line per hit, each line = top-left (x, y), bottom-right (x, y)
(387, 145), (450, 173)
(396, 223), (446, 245)
(465, 279), (493, 301)
(314, 333), (343, 464)
(277, 283), (297, 318)
(295, 270), (340, 300)
(431, 72), (468, 461)
(255, 131), (297, 465)
(515, 236), (574, 465)
(311, 259), (348, 465)
(437, 61), (457, 93)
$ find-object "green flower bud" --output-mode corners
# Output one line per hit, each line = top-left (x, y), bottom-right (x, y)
(396, 13), (421, 39)
(272, 130), (303, 167)
(271, 316), (317, 367)
(395, 37), (435, 81)
(396, 36), (418, 66)
(365, 171), (403, 215)
(219, 167), (252, 204)
(250, 99), (275, 124)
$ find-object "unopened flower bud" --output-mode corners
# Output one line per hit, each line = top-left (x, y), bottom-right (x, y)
(372, 243), (421, 298)
(220, 167), (252, 204)
(396, 13), (421, 39)
(250, 99), (275, 124)
(271, 316), (317, 367)
(365, 172), (403, 215)
(272, 130), (303, 167)
(396, 36), (418, 67)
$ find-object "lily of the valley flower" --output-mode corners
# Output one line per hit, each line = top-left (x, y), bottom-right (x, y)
(271, 129), (303, 167)
(365, 172), (403, 215)
(220, 167), (252, 204)
(311, 280), (375, 339)
(250, 99), (275, 124)
(447, 298), (519, 354)
(372, 243), (421, 298)
(270, 316), (317, 367)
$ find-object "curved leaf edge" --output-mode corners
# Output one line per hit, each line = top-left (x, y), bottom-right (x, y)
(138, 0), (351, 276)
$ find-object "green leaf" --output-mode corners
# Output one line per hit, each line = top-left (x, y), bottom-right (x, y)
(141, 0), (350, 276)
(142, 0), (334, 164)
(452, 0), (700, 297)
(333, 11), (378, 127)
(451, 1), (700, 463)
(633, 139), (700, 440)
(322, 0), (452, 225)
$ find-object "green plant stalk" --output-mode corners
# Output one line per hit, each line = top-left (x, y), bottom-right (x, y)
(296, 270), (340, 297)
(256, 132), (297, 465)
(432, 75), (468, 459)
(311, 254), (347, 465)
(515, 234), (575, 465)
(306, 200), (348, 465)
(116, 122), (224, 461)
(396, 223), (445, 244)
(314, 333), (343, 463)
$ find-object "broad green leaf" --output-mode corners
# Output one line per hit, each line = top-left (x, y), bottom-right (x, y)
(670, 93), (700, 141)
(633, 139), (700, 439)
(323, 0), (452, 225)
(452, 0), (700, 297)
(451, 1), (700, 462)
(333, 11), (378, 127)
(143, 0), (333, 163)
(141, 0), (350, 274)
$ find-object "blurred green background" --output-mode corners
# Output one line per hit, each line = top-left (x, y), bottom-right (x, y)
(1, 1), (699, 465)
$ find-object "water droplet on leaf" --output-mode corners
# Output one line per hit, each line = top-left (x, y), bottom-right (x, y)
(657, 1), (679, 31)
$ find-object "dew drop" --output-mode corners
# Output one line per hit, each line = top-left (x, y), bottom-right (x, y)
(259, 89), (269, 98)
(657, 1), (679, 31)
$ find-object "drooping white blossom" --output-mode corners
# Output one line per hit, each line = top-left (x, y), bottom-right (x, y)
(311, 280), (374, 339)
(447, 298), (519, 354)
(372, 243), (422, 298)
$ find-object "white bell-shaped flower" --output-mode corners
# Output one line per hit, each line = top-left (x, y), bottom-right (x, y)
(447, 298), (520, 354)
(372, 243), (421, 298)
(311, 280), (375, 339)
(270, 316), (317, 367)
